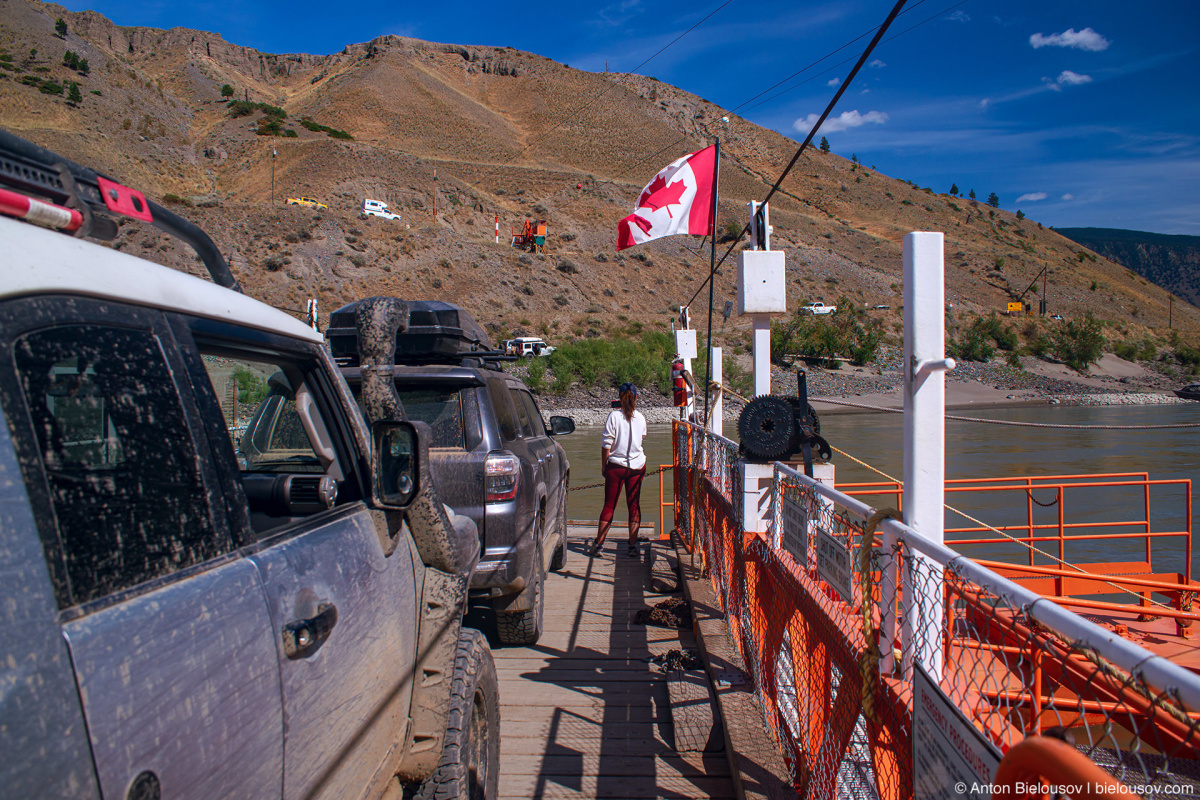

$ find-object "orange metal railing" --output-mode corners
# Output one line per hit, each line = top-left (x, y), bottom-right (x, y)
(672, 423), (1200, 798)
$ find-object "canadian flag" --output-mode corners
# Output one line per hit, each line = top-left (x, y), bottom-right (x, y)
(616, 145), (715, 251)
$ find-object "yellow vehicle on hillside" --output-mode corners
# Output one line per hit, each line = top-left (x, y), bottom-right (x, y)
(286, 196), (327, 210)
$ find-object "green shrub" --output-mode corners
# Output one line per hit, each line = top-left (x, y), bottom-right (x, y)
(524, 357), (547, 394)
(1051, 314), (1105, 372)
(543, 328), (676, 395)
(220, 83), (234, 97)
(38, 80), (63, 95)
(771, 299), (883, 367)
(299, 116), (353, 140)
(949, 314), (1016, 360)
(1174, 345), (1200, 374)
(234, 367), (269, 405)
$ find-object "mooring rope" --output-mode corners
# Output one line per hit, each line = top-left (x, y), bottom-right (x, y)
(814, 397), (1200, 430)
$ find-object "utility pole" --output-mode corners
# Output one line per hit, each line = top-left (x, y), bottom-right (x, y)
(271, 147), (276, 204)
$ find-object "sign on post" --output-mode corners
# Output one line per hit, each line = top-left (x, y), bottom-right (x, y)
(815, 528), (854, 603)
(913, 664), (1002, 799)
(781, 491), (808, 565)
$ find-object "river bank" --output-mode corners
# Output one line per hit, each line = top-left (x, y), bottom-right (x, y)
(536, 348), (1195, 426)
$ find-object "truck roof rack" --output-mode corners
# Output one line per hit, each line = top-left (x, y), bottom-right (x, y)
(327, 298), (513, 370)
(0, 127), (241, 292)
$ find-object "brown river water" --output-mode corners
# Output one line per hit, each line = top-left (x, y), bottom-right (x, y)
(556, 403), (1200, 576)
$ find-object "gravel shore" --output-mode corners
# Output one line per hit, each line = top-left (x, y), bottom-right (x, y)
(534, 347), (1195, 425)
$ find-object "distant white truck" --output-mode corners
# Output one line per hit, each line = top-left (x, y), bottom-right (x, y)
(362, 198), (401, 221)
(503, 337), (555, 357)
(798, 301), (836, 315)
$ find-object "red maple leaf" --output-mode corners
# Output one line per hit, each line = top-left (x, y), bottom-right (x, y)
(637, 175), (687, 217)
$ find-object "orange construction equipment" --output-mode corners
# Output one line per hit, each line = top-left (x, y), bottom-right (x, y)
(511, 218), (547, 253)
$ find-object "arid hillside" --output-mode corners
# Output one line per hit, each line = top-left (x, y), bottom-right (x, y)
(2, 0), (1196, 346)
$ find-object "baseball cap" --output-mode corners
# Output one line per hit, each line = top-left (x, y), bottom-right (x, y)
(618, 382), (638, 397)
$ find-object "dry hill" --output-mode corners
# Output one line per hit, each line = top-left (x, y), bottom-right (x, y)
(2, 0), (1197, 350)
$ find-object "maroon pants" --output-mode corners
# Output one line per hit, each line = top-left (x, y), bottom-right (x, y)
(599, 464), (645, 538)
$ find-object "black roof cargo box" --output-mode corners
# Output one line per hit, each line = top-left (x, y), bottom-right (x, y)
(327, 298), (502, 366)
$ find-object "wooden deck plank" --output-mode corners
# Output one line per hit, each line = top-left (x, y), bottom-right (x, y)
(492, 525), (735, 800)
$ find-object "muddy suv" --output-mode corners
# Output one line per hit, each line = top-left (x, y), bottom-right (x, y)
(328, 300), (574, 645)
(0, 130), (497, 800)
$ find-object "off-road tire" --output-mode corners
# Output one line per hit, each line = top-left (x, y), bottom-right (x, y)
(549, 482), (568, 572)
(403, 629), (500, 800)
(495, 558), (543, 645)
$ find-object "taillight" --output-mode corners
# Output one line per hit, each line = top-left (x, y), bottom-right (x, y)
(485, 451), (520, 502)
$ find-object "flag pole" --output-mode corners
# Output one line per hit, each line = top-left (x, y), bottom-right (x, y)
(702, 138), (720, 429)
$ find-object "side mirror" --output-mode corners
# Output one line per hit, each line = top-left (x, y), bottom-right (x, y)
(549, 415), (575, 436)
(372, 421), (419, 508)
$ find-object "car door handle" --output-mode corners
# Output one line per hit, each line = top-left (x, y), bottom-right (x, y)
(282, 603), (338, 659)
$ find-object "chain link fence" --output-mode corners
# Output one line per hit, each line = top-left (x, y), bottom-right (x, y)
(672, 421), (1200, 799)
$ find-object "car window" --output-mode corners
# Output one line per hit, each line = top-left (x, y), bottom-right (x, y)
(518, 391), (547, 436)
(12, 325), (220, 607)
(486, 378), (520, 443)
(510, 387), (536, 438)
(396, 387), (466, 449)
(200, 355), (324, 474)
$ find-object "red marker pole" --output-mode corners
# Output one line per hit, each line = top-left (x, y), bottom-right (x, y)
(495, 214), (499, 244)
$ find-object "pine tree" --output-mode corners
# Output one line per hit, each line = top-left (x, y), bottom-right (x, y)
(969, 189), (976, 200)
(221, 84), (234, 97)
(949, 183), (959, 196)
(67, 82), (81, 105)
(77, 57), (88, 74)
(55, 18), (68, 37)
(1016, 210), (1025, 220)
(819, 136), (830, 154)
(987, 192), (1000, 208)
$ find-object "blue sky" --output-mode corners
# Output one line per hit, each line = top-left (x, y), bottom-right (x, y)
(59, 0), (1200, 235)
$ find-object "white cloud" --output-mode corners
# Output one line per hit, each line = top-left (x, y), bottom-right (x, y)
(869, 59), (886, 68)
(1029, 27), (1109, 52)
(1057, 70), (1092, 86)
(1016, 192), (1048, 203)
(1061, 193), (1074, 201)
(946, 10), (970, 23)
(793, 109), (889, 134)
(861, 88), (870, 94)
(979, 98), (991, 110)
(826, 77), (840, 87)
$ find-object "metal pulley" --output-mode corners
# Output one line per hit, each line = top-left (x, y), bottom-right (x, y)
(738, 395), (796, 462)
(735, 370), (831, 473)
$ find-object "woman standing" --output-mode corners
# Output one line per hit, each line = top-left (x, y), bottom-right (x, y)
(590, 382), (647, 557)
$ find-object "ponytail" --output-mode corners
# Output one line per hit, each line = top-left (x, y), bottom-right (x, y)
(620, 390), (635, 421)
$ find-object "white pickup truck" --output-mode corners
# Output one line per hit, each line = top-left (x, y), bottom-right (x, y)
(798, 301), (836, 315)
(362, 198), (401, 221)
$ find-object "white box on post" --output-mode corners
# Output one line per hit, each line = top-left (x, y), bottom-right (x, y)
(674, 329), (697, 360)
(737, 250), (787, 315)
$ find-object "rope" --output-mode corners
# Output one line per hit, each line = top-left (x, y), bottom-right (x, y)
(814, 397), (1200, 430)
(828, 444), (1185, 615)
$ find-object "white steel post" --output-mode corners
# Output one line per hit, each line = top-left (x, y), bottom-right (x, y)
(709, 347), (722, 437)
(752, 315), (771, 397)
(900, 232), (954, 682)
